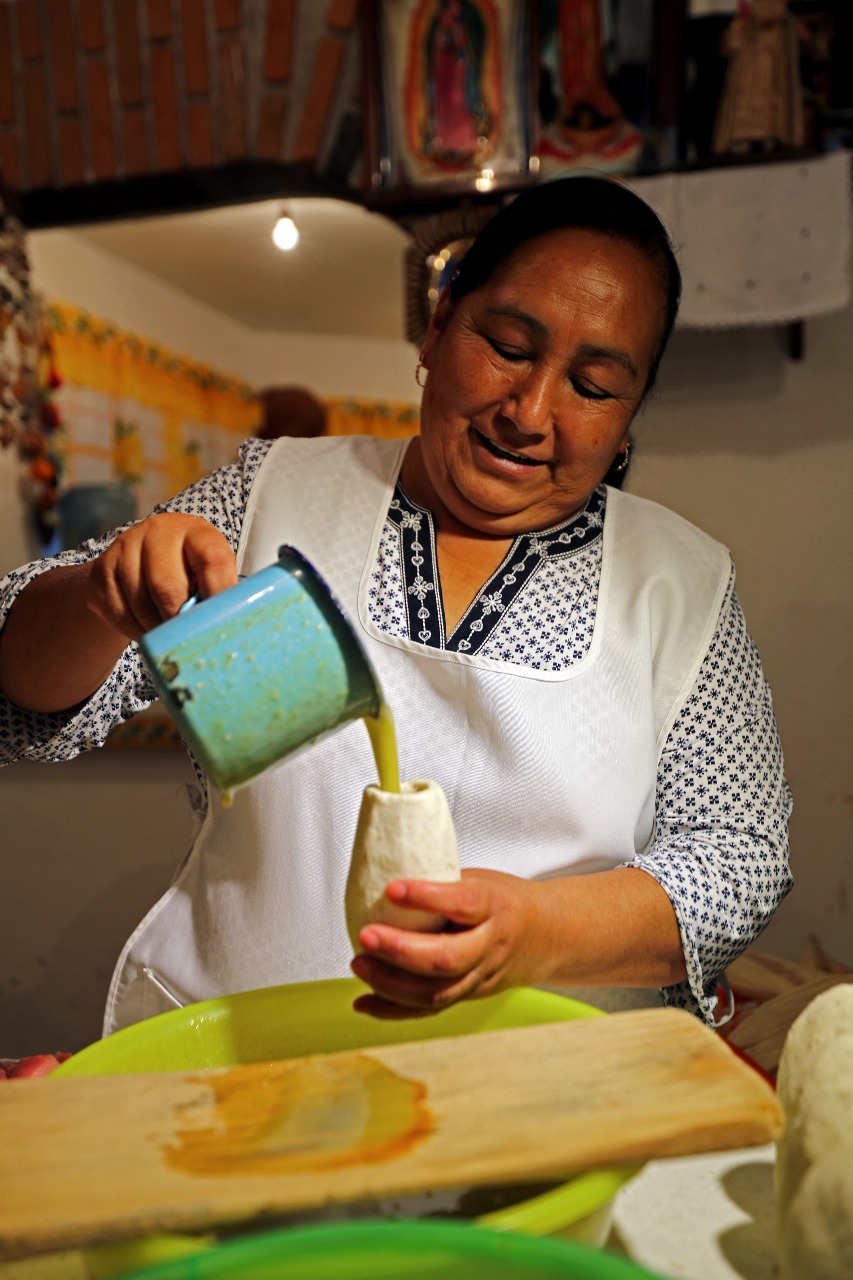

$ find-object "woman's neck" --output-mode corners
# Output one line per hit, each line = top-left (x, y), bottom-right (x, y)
(400, 440), (515, 631)
(433, 527), (515, 634)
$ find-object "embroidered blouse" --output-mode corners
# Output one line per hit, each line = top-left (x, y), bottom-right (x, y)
(0, 437), (793, 1023)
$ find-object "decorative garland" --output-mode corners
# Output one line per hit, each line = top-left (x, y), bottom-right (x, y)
(0, 193), (37, 447)
(0, 192), (64, 543)
(46, 302), (260, 398)
(18, 336), (65, 543)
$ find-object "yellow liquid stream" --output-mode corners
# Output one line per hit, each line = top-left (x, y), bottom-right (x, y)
(364, 702), (400, 793)
(219, 700), (401, 805)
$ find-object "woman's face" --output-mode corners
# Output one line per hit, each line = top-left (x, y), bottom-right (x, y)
(406, 227), (667, 536)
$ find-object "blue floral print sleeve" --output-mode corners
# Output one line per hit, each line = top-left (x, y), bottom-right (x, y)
(629, 581), (792, 1023)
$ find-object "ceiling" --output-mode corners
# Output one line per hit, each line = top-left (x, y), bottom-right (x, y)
(70, 198), (412, 341)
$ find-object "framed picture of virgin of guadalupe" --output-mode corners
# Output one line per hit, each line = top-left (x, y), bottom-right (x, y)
(363, 0), (536, 207)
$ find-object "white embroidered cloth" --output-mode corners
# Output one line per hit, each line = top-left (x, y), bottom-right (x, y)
(628, 151), (852, 327)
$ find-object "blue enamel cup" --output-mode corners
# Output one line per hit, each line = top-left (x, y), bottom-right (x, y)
(139, 545), (382, 795)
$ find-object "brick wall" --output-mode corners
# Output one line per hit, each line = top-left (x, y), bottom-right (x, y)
(0, 0), (361, 203)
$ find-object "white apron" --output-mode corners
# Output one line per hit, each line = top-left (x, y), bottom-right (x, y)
(104, 436), (731, 1033)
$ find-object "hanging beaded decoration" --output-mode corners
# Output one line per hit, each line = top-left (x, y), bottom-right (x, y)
(0, 189), (64, 540)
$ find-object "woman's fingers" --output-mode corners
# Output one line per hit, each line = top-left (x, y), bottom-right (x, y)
(354, 918), (485, 980)
(351, 950), (477, 1013)
(181, 522), (240, 599)
(137, 515), (236, 622)
(350, 870), (549, 1017)
(89, 514), (236, 638)
(381, 873), (494, 928)
(349, 900), (494, 1013)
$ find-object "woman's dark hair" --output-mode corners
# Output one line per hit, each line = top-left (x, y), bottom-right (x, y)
(449, 175), (681, 398)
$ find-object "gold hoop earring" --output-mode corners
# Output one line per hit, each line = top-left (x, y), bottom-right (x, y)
(612, 441), (631, 473)
(415, 357), (426, 388)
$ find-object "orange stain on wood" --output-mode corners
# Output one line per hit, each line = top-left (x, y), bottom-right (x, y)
(162, 1055), (433, 1177)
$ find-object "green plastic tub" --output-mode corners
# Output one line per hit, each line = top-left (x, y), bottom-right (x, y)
(114, 1221), (667, 1280)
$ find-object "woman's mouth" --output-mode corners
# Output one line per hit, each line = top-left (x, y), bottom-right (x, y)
(476, 430), (543, 468)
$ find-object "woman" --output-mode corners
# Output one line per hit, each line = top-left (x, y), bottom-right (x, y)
(0, 178), (792, 1034)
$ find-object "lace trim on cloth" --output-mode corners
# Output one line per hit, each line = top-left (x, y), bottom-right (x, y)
(387, 483), (606, 655)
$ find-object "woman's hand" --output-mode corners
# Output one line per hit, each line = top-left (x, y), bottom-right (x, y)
(349, 865), (687, 1020)
(0, 513), (236, 713)
(350, 869), (551, 1019)
(85, 512), (237, 641)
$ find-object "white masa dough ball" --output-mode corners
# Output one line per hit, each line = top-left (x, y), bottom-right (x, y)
(775, 1032), (853, 1211)
(777, 985), (853, 1117)
(345, 779), (461, 950)
(775, 984), (853, 1278)
(779, 1142), (853, 1280)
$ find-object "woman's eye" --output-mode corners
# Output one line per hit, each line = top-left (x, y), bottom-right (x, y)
(571, 379), (611, 401)
(487, 338), (528, 362)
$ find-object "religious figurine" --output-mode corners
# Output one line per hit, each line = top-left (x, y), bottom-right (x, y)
(712, 0), (805, 156)
(536, 0), (643, 176)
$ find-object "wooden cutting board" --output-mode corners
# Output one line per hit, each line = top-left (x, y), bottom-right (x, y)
(0, 1008), (783, 1260)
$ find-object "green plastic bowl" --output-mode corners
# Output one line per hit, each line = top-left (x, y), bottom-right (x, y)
(54, 980), (640, 1276)
(115, 1221), (666, 1280)
(55, 978), (601, 1077)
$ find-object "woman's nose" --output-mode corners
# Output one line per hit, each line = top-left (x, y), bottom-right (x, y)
(500, 368), (558, 435)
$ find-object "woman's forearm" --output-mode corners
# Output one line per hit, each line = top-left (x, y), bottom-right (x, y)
(0, 563), (128, 712)
(530, 867), (687, 989)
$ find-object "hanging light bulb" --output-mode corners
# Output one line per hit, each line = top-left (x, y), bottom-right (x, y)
(272, 208), (299, 251)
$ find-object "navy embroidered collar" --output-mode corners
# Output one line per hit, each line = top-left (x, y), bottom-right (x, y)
(387, 484), (606, 652)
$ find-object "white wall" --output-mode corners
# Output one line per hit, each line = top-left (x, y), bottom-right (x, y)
(1, 233), (850, 1055)
(2, 752), (197, 1054)
(26, 232), (418, 401)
